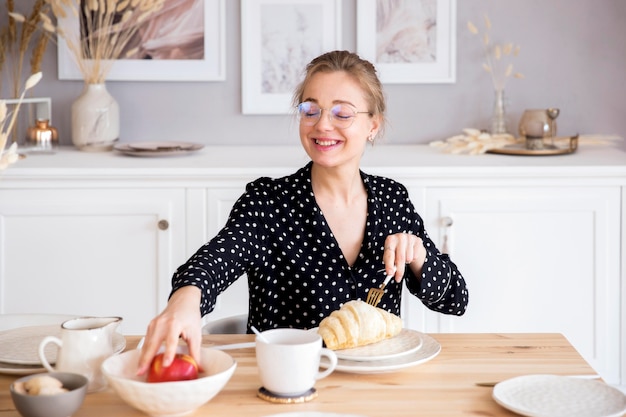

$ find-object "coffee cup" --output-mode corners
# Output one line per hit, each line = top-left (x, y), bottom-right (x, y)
(255, 328), (337, 396)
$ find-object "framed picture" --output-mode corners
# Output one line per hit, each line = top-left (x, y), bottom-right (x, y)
(241, 0), (342, 114)
(4, 97), (51, 145)
(357, 0), (456, 84)
(57, 0), (226, 82)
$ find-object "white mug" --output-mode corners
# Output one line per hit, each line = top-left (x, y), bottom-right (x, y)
(255, 328), (337, 396)
(38, 316), (122, 392)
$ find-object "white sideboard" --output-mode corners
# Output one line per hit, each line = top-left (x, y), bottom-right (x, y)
(0, 144), (624, 385)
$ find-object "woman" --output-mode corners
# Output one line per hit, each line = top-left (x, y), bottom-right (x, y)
(137, 50), (468, 374)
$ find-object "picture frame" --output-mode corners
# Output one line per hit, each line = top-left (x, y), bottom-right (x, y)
(57, 0), (226, 82)
(357, 0), (456, 84)
(4, 97), (52, 144)
(241, 0), (342, 114)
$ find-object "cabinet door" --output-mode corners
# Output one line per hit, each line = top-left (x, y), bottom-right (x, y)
(202, 187), (249, 322)
(0, 188), (186, 335)
(418, 186), (620, 384)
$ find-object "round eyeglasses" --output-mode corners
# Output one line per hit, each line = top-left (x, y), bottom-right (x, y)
(296, 101), (370, 129)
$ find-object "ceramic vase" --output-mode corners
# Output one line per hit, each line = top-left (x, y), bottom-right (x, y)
(71, 83), (119, 151)
(491, 88), (507, 135)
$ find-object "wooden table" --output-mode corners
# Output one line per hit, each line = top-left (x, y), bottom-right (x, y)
(0, 333), (607, 417)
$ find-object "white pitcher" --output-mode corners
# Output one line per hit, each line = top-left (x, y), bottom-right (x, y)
(38, 316), (122, 392)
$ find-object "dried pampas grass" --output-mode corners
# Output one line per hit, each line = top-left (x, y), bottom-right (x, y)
(2, 0), (50, 98)
(467, 14), (524, 92)
(10, 0), (165, 84)
(43, 0), (165, 84)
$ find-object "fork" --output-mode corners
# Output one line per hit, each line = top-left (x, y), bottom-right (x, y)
(365, 269), (395, 307)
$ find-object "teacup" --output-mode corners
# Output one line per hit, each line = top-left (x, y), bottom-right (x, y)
(255, 328), (337, 396)
(38, 316), (122, 392)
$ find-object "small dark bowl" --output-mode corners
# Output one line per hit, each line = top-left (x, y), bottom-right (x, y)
(10, 372), (88, 417)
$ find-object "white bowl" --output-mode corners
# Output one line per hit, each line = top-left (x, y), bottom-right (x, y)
(101, 347), (236, 417)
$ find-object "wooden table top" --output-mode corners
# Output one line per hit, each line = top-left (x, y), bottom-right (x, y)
(0, 333), (606, 417)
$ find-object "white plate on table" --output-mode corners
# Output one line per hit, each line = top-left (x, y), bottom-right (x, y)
(0, 314), (125, 375)
(114, 141), (204, 157)
(0, 313), (77, 332)
(493, 374), (626, 417)
(320, 331), (440, 374)
(332, 328), (423, 362)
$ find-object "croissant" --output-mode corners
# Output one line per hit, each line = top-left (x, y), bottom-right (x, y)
(318, 300), (402, 350)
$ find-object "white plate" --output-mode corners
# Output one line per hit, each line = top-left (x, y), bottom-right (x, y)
(0, 313), (77, 332)
(0, 361), (50, 376)
(493, 374), (626, 417)
(0, 315), (126, 375)
(320, 332), (440, 374)
(332, 329), (423, 362)
(114, 142), (204, 157)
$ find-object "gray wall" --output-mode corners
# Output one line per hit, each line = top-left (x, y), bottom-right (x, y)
(4, 0), (626, 148)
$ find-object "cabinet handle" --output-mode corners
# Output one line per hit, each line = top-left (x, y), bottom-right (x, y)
(158, 219), (169, 230)
(440, 217), (453, 255)
(440, 216), (453, 228)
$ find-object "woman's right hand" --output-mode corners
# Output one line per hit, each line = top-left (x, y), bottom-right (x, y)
(136, 286), (203, 376)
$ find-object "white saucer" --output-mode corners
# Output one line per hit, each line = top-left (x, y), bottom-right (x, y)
(493, 374), (626, 417)
(333, 329), (422, 362)
(320, 332), (440, 374)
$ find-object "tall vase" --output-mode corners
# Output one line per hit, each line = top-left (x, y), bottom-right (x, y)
(71, 83), (119, 151)
(491, 88), (507, 135)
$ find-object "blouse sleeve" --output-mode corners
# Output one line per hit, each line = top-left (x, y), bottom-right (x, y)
(400, 187), (469, 316)
(169, 177), (272, 316)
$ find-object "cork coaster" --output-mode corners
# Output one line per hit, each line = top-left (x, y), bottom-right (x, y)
(257, 387), (317, 404)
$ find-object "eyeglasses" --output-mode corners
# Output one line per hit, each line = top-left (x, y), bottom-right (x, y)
(296, 101), (370, 129)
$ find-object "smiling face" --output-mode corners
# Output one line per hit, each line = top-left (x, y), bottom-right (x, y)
(299, 71), (380, 171)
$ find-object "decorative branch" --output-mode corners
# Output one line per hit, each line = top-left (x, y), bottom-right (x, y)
(467, 15), (524, 92)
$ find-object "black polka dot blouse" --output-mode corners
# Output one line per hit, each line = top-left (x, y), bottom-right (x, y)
(171, 162), (468, 331)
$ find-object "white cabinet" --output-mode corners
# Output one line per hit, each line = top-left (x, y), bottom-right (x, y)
(0, 145), (624, 385)
(0, 188), (186, 335)
(413, 185), (621, 385)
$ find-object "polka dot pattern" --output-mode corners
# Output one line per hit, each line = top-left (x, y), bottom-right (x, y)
(171, 162), (468, 331)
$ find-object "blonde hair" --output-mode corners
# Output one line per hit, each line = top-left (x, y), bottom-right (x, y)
(292, 50), (387, 138)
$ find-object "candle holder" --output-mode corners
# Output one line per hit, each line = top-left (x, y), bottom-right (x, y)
(26, 119), (58, 153)
(518, 109), (552, 150)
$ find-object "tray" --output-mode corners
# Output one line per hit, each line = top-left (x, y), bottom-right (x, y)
(487, 135), (578, 156)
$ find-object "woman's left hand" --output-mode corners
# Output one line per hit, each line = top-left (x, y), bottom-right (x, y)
(383, 233), (427, 282)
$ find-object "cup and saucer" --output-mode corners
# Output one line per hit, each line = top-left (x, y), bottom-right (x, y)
(254, 328), (338, 403)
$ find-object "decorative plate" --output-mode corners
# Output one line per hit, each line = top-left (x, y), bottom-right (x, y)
(127, 141), (199, 152)
(319, 332), (440, 374)
(487, 136), (578, 156)
(114, 141), (204, 157)
(493, 374), (626, 417)
(333, 329), (423, 362)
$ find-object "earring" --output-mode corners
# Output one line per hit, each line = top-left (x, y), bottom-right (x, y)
(367, 134), (374, 142)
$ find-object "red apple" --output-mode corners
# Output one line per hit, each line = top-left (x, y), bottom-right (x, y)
(147, 353), (198, 383)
